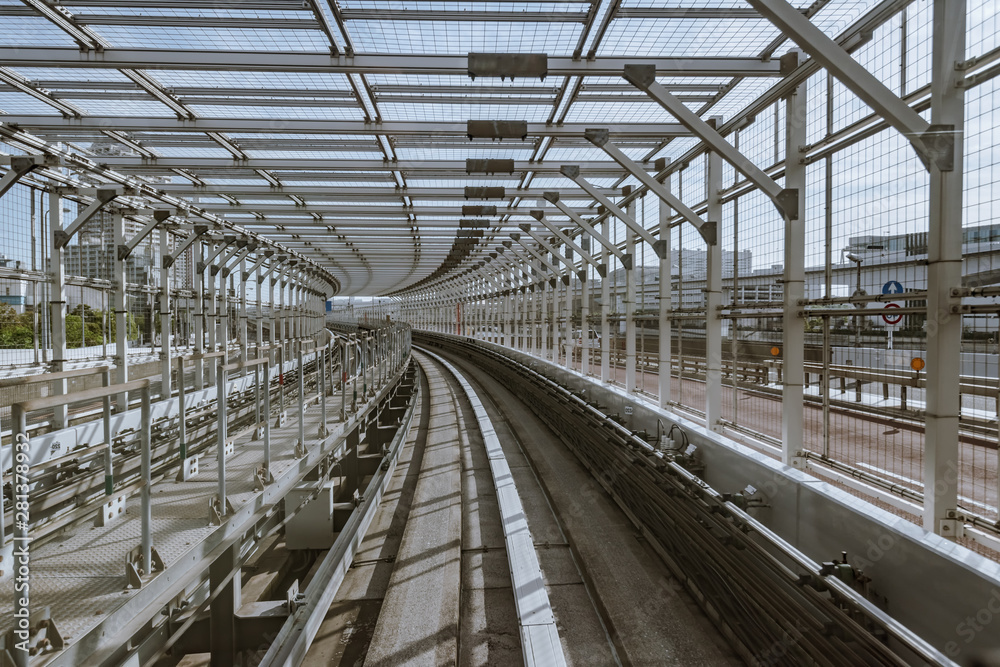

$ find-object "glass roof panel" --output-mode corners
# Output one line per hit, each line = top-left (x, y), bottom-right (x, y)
(188, 105), (363, 120)
(0, 17), (80, 46)
(93, 25), (331, 50)
(350, 20), (582, 54)
(381, 102), (551, 122)
(601, 19), (781, 57)
(0, 94), (64, 115)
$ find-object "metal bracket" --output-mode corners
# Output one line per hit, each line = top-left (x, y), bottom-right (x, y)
(939, 516), (965, 540)
(597, 263), (608, 278)
(253, 465), (272, 492)
(698, 221), (717, 246)
(294, 440), (308, 459)
(125, 545), (164, 588)
(285, 579), (306, 614)
(776, 189), (800, 220)
(561, 274), (570, 285)
(1, 606), (63, 660)
(921, 124), (955, 171)
(208, 495), (235, 526)
(176, 454), (200, 481)
(621, 253), (634, 271)
(652, 240), (668, 260)
(95, 492), (127, 527)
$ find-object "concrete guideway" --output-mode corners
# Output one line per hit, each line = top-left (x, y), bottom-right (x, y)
(433, 345), (741, 667)
(306, 347), (562, 666)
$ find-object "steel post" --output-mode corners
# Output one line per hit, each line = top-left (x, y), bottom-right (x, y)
(923, 0), (965, 537)
(706, 148), (723, 431)
(783, 56), (807, 465)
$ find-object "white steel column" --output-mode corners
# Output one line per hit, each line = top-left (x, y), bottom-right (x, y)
(112, 209), (129, 411)
(706, 147), (723, 432)
(783, 57), (807, 465)
(924, 0), (965, 537)
(563, 249), (573, 368)
(540, 258), (549, 360)
(48, 190), (68, 429)
(581, 239), (591, 375)
(159, 227), (172, 400)
(600, 217), (611, 382)
(625, 201), (637, 393)
(658, 192), (672, 409)
(193, 240), (205, 389)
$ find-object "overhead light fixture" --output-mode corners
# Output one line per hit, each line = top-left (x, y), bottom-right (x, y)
(468, 53), (548, 81)
(466, 159), (515, 175)
(465, 186), (506, 200)
(467, 120), (528, 141)
(462, 205), (497, 216)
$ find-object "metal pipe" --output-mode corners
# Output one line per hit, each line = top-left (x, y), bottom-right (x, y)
(140, 385), (152, 571)
(216, 363), (227, 516)
(103, 369), (114, 494)
(263, 359), (271, 478)
(297, 341), (305, 451)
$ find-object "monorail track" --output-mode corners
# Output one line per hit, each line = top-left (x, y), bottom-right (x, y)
(418, 332), (953, 667)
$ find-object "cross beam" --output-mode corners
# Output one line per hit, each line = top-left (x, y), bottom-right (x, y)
(745, 0), (948, 171)
(542, 191), (625, 263)
(528, 210), (604, 276)
(559, 166), (662, 254)
(53, 187), (120, 249)
(0, 48), (784, 77)
(623, 64), (799, 219)
(583, 131), (716, 247)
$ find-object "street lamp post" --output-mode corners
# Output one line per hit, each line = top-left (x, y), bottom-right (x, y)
(847, 252), (865, 349)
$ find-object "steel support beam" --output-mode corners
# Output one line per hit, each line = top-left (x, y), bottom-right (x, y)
(657, 192), (672, 410)
(783, 57), (808, 467)
(559, 165), (660, 253)
(0, 48), (784, 77)
(705, 149), (723, 431)
(745, 0), (944, 169)
(923, 0), (965, 538)
(623, 66), (798, 220)
(48, 190), (68, 429)
(581, 133), (715, 247)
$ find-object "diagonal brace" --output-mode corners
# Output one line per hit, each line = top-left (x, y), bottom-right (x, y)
(0, 156), (45, 199)
(509, 234), (562, 277)
(164, 225), (210, 268)
(518, 224), (575, 273)
(744, 0), (946, 171)
(198, 236), (236, 273)
(560, 165), (671, 254)
(581, 133), (716, 247)
(529, 210), (604, 275)
(543, 191), (625, 263)
(119, 210), (173, 260)
(623, 67), (798, 219)
(55, 187), (119, 249)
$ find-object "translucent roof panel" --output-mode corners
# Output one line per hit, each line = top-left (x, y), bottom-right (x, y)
(0, 0), (989, 300)
(601, 19), (781, 57)
(93, 25), (331, 50)
(350, 20), (582, 54)
(380, 103), (551, 122)
(0, 18), (80, 46)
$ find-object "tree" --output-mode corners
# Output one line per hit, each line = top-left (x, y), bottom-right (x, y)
(0, 303), (34, 349)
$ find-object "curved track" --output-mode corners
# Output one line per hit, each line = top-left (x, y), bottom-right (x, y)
(302, 346), (737, 666)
